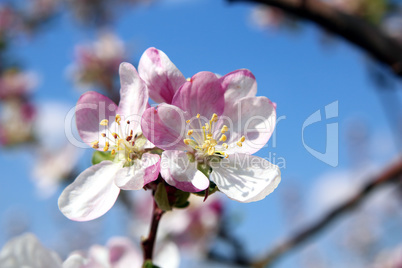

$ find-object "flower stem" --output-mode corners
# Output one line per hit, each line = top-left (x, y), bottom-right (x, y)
(142, 193), (165, 264)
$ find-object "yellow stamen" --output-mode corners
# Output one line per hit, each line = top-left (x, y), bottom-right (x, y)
(236, 141), (243, 147)
(111, 149), (116, 155)
(219, 134), (227, 142)
(208, 146), (215, 155)
(103, 141), (109, 151)
(240, 136), (246, 142)
(183, 139), (192, 145)
(186, 77), (191, 82)
(222, 143), (228, 149)
(206, 133), (213, 140)
(209, 139), (217, 147)
(196, 114), (200, 118)
(221, 125), (228, 134)
(115, 114), (121, 125)
(117, 139), (124, 147)
(211, 113), (218, 122)
(91, 141), (99, 149)
(100, 119), (108, 126)
(186, 120), (191, 124)
(101, 133), (106, 137)
(205, 123), (209, 131)
(187, 130), (194, 135)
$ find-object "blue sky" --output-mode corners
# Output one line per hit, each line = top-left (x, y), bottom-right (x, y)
(0, 0), (400, 267)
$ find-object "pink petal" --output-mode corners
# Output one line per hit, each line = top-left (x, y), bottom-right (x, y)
(114, 154), (161, 190)
(76, 91), (117, 149)
(171, 71), (225, 119)
(160, 150), (209, 192)
(210, 154), (281, 203)
(141, 104), (189, 151)
(58, 161), (121, 221)
(107, 237), (142, 268)
(116, 62), (148, 132)
(214, 96), (276, 155)
(220, 69), (257, 104)
(138, 47), (186, 104)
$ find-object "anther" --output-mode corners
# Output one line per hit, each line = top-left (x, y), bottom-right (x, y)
(187, 130), (194, 135)
(221, 125), (228, 134)
(222, 143), (228, 149)
(112, 132), (118, 139)
(126, 135), (133, 141)
(219, 134), (227, 142)
(197, 114), (200, 118)
(101, 133), (106, 137)
(236, 141), (243, 147)
(211, 113), (218, 122)
(127, 120), (130, 124)
(115, 114), (121, 124)
(183, 139), (192, 145)
(186, 120), (191, 124)
(208, 146), (215, 155)
(91, 141), (99, 149)
(100, 119), (108, 126)
(240, 136), (246, 142)
(111, 149), (116, 155)
(103, 141), (109, 151)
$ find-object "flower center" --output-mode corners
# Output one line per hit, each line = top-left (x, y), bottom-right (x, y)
(183, 113), (245, 158)
(91, 114), (144, 163)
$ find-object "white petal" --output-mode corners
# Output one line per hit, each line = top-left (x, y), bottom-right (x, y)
(0, 233), (62, 268)
(215, 96), (276, 155)
(62, 254), (86, 268)
(58, 161), (121, 221)
(117, 62), (149, 132)
(160, 150), (209, 192)
(210, 154), (281, 203)
(114, 154), (160, 190)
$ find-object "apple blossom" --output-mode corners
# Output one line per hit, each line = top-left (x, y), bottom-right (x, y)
(140, 49), (281, 202)
(68, 237), (179, 268)
(58, 62), (160, 221)
(0, 233), (63, 268)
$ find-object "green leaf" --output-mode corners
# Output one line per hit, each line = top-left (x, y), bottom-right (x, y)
(173, 190), (190, 209)
(91, 150), (115, 165)
(154, 182), (172, 211)
(142, 260), (161, 268)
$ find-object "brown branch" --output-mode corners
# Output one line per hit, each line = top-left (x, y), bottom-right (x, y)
(228, 0), (402, 78)
(251, 157), (402, 268)
(141, 196), (165, 263)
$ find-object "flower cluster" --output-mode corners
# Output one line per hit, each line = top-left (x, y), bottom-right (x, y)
(67, 32), (126, 94)
(0, 69), (38, 146)
(58, 47), (281, 221)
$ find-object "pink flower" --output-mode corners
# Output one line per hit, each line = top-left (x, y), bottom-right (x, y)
(67, 237), (179, 268)
(58, 62), (160, 221)
(141, 48), (281, 202)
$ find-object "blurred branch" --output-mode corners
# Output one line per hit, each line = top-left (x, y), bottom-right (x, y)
(228, 0), (402, 78)
(252, 157), (402, 268)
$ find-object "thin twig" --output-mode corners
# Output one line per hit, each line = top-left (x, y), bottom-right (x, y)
(141, 195), (165, 263)
(252, 157), (402, 268)
(227, 0), (402, 78)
